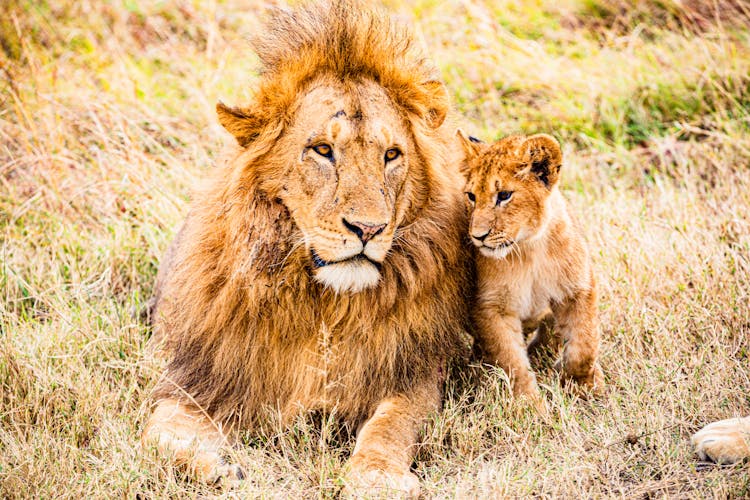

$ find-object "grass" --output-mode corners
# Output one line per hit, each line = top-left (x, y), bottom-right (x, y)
(2, 0), (749, 497)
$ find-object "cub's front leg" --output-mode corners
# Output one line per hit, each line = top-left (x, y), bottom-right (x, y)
(142, 398), (243, 486)
(475, 308), (541, 401)
(343, 381), (440, 498)
(551, 283), (604, 394)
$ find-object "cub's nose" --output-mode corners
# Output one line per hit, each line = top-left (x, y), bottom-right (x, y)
(472, 230), (490, 242)
(342, 219), (387, 244)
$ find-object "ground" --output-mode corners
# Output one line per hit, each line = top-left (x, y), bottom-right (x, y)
(1, 0), (749, 497)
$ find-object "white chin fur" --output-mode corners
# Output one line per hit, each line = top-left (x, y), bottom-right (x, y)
(480, 245), (514, 259)
(314, 260), (381, 294)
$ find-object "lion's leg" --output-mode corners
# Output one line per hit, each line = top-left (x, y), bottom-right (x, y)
(692, 416), (750, 464)
(475, 309), (541, 400)
(343, 381), (440, 498)
(551, 285), (604, 394)
(142, 398), (243, 485)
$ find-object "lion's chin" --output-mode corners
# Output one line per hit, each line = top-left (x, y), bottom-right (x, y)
(313, 259), (381, 294)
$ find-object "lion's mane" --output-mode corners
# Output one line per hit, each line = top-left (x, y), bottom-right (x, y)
(150, 0), (472, 428)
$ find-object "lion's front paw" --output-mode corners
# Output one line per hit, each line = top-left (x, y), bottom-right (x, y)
(343, 457), (420, 498)
(692, 417), (750, 464)
(193, 452), (246, 488)
(209, 462), (245, 488)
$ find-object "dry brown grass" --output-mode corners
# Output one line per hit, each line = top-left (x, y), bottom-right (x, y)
(2, 0), (749, 497)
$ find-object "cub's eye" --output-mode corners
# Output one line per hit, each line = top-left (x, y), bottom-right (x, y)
(496, 191), (513, 205)
(465, 192), (476, 203)
(384, 148), (401, 162)
(312, 143), (333, 159)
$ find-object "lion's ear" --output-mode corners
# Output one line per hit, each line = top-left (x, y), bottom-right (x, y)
(216, 102), (263, 147)
(421, 80), (449, 129)
(524, 134), (562, 188)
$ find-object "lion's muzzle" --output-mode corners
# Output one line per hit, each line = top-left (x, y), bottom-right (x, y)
(342, 219), (387, 244)
(309, 223), (390, 294)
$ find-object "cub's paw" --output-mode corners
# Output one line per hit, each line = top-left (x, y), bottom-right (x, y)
(514, 388), (548, 416)
(528, 394), (550, 416)
(510, 377), (549, 415)
(511, 372), (542, 398)
(692, 418), (750, 464)
(584, 362), (606, 396)
(342, 458), (420, 498)
(555, 360), (605, 398)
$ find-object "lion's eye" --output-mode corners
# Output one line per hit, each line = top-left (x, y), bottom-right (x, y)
(466, 192), (476, 203)
(384, 148), (401, 162)
(312, 144), (333, 160)
(496, 191), (513, 205)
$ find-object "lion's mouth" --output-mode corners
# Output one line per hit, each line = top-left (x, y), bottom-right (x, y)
(310, 249), (382, 270)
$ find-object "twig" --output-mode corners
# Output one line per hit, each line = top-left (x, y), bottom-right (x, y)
(605, 423), (681, 448)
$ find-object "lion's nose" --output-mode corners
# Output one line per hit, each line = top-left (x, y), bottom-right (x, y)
(472, 230), (490, 242)
(342, 219), (387, 244)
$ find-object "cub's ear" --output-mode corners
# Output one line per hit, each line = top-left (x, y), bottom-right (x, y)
(420, 80), (449, 129)
(216, 102), (264, 147)
(456, 128), (484, 162)
(524, 134), (562, 188)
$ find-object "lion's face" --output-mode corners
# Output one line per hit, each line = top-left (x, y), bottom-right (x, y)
(459, 133), (562, 259)
(270, 79), (416, 293)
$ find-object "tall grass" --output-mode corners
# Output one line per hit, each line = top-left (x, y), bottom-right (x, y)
(2, 0), (749, 497)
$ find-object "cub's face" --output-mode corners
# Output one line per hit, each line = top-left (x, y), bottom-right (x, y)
(272, 80), (416, 293)
(459, 132), (562, 259)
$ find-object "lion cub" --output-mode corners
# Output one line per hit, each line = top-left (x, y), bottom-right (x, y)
(458, 131), (604, 402)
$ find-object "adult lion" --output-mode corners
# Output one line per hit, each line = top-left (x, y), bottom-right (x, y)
(141, 0), (471, 496)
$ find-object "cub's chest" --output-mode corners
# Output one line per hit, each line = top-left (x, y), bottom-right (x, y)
(496, 259), (566, 321)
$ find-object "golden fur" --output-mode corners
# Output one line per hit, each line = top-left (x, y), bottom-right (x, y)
(693, 417), (750, 464)
(141, 1), (471, 495)
(458, 131), (603, 405)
